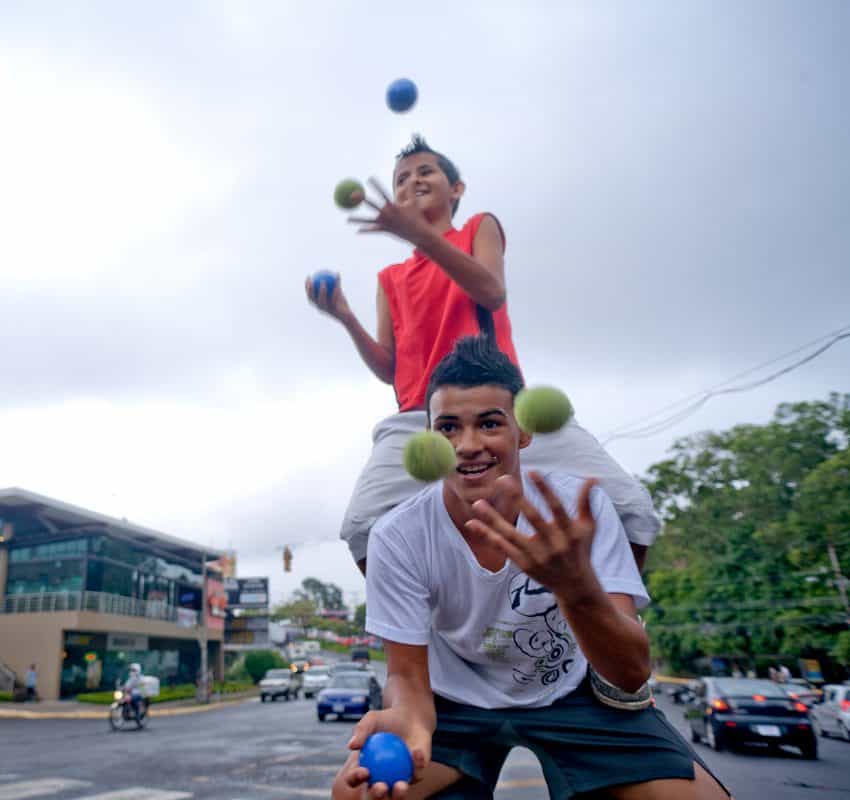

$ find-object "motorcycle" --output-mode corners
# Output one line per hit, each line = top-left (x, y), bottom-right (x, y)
(109, 688), (149, 731)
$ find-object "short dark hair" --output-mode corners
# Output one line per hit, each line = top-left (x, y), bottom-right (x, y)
(395, 134), (462, 216)
(425, 336), (524, 424)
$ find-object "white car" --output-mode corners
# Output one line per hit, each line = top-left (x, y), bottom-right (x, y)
(302, 666), (331, 699)
(811, 683), (850, 741)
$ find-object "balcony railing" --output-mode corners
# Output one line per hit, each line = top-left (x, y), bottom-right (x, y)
(1, 591), (196, 624)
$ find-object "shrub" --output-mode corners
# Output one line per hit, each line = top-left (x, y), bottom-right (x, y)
(243, 650), (286, 683)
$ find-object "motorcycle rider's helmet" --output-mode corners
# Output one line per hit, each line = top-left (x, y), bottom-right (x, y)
(129, 663), (141, 674)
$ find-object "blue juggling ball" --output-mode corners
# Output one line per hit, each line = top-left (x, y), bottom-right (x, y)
(312, 270), (337, 299)
(359, 732), (414, 788)
(386, 78), (418, 113)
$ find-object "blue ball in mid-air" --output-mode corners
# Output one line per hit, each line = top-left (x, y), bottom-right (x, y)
(311, 270), (337, 299)
(359, 732), (414, 788)
(386, 78), (418, 113)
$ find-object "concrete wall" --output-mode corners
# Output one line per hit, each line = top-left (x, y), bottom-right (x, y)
(0, 612), (224, 700)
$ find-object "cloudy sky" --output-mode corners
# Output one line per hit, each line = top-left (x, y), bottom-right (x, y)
(1, 1), (847, 608)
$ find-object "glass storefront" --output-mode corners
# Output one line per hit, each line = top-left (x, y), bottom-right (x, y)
(60, 631), (202, 697)
(6, 534), (204, 610)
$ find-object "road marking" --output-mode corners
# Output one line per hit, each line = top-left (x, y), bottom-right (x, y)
(0, 779), (91, 799)
(73, 790), (193, 800)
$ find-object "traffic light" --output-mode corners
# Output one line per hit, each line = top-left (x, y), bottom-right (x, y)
(283, 546), (292, 573)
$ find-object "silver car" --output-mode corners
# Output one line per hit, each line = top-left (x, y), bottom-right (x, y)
(811, 683), (850, 741)
(302, 665), (331, 699)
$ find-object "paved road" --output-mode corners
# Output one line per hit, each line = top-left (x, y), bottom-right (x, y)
(1, 680), (848, 798)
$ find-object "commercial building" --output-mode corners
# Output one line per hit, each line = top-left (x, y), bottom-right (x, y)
(0, 488), (225, 700)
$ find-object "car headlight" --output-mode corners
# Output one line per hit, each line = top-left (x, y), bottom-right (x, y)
(113, 690), (123, 700)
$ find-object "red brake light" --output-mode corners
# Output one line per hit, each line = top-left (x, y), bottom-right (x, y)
(841, 699), (850, 712)
(752, 694), (766, 702)
(711, 699), (730, 712)
(793, 702), (808, 713)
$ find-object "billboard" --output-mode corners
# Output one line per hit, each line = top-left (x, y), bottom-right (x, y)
(224, 577), (269, 609)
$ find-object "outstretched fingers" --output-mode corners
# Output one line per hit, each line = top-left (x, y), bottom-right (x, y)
(528, 471), (574, 532)
(368, 176), (392, 204)
(466, 502), (529, 564)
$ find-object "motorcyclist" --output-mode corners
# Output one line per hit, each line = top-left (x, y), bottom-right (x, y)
(122, 663), (145, 717)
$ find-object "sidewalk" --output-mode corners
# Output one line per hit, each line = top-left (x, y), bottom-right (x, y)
(0, 691), (258, 720)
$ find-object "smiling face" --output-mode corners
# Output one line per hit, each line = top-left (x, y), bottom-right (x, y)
(393, 151), (464, 223)
(429, 383), (532, 525)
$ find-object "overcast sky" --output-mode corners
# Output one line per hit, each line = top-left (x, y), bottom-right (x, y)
(1, 1), (847, 609)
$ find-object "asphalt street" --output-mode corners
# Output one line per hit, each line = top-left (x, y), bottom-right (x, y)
(1, 683), (848, 799)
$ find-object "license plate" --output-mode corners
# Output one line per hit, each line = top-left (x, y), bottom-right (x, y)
(333, 704), (345, 713)
(753, 725), (781, 737)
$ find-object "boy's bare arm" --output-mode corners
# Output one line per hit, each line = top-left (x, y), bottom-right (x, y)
(467, 473), (651, 693)
(413, 214), (506, 310)
(351, 181), (506, 310)
(305, 274), (395, 384)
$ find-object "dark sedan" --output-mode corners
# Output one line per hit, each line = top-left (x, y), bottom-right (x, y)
(685, 677), (817, 759)
(317, 672), (383, 722)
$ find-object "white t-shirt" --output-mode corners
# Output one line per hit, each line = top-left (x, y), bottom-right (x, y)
(366, 469), (650, 710)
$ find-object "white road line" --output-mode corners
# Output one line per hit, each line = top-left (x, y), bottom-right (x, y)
(0, 779), (91, 800)
(73, 791), (193, 800)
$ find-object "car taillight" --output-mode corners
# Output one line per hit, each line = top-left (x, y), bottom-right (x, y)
(793, 702), (808, 713)
(841, 699), (850, 712)
(752, 694), (766, 702)
(711, 699), (730, 712)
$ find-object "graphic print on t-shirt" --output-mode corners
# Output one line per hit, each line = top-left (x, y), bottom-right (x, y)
(500, 573), (578, 687)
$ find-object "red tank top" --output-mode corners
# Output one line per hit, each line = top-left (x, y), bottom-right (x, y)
(378, 213), (521, 411)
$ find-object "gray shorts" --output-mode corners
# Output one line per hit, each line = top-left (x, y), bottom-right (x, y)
(341, 411), (661, 562)
(429, 677), (730, 799)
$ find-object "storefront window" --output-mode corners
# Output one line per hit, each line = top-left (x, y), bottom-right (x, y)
(9, 538), (89, 563)
(6, 560), (85, 594)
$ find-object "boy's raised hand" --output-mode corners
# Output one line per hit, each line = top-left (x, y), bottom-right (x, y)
(348, 178), (429, 247)
(465, 472), (599, 596)
(331, 707), (432, 800)
(304, 272), (351, 322)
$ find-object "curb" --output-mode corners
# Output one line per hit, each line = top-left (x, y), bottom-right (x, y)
(0, 695), (257, 720)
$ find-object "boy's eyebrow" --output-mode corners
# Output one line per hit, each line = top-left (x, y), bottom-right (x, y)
(433, 408), (508, 423)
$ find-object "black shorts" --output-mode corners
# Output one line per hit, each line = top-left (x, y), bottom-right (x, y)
(429, 677), (730, 799)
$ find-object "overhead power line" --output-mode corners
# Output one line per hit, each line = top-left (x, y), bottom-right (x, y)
(601, 324), (850, 445)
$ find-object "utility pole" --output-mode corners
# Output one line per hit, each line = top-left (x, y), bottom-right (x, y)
(827, 541), (850, 625)
(198, 550), (209, 704)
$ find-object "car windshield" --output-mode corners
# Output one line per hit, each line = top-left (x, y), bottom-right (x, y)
(713, 679), (789, 698)
(265, 670), (290, 679)
(306, 667), (329, 677)
(329, 675), (371, 690)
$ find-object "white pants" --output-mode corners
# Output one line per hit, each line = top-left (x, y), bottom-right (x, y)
(341, 411), (661, 563)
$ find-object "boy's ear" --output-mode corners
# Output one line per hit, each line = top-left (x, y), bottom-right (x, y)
(451, 180), (466, 203)
(518, 428), (532, 450)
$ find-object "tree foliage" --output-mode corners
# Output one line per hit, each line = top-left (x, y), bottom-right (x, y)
(243, 649), (286, 683)
(643, 393), (850, 676)
(294, 577), (345, 610)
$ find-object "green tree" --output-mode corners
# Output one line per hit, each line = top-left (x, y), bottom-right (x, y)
(643, 394), (850, 674)
(271, 596), (318, 629)
(243, 650), (286, 683)
(354, 602), (366, 630)
(294, 577), (346, 611)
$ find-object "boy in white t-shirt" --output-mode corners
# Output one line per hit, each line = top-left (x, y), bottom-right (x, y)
(331, 336), (730, 800)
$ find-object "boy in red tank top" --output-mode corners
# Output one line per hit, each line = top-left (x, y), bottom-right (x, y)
(306, 136), (660, 575)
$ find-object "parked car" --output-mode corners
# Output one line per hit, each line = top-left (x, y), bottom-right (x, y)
(783, 678), (824, 708)
(259, 668), (301, 702)
(317, 672), (383, 721)
(810, 684), (850, 741)
(685, 677), (817, 759)
(302, 665), (331, 699)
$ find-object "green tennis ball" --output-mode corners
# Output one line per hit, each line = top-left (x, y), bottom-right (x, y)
(514, 386), (574, 434)
(403, 431), (456, 482)
(334, 179), (365, 210)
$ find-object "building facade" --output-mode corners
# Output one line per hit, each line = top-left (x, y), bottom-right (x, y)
(0, 488), (225, 700)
